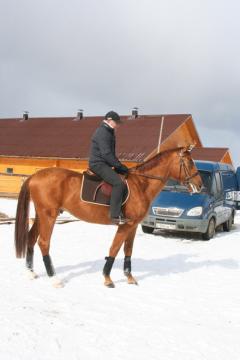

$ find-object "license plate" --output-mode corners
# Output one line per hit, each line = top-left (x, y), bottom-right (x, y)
(156, 223), (176, 230)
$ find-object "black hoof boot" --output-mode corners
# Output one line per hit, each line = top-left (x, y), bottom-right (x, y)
(103, 256), (115, 277)
(123, 256), (131, 276)
(43, 255), (56, 277)
(103, 256), (115, 288)
(26, 247), (34, 271)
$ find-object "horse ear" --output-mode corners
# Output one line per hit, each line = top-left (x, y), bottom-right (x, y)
(187, 143), (196, 152)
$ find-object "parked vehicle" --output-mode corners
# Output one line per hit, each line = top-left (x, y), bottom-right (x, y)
(142, 161), (240, 240)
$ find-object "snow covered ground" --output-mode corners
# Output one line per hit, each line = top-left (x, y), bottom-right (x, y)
(1, 198), (240, 360)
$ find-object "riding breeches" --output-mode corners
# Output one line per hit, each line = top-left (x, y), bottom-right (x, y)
(90, 164), (127, 218)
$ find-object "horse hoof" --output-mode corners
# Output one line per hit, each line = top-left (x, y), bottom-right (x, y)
(26, 269), (38, 280)
(51, 276), (64, 288)
(127, 275), (138, 285)
(104, 281), (115, 288)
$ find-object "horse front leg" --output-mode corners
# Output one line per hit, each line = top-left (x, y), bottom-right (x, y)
(123, 225), (138, 285)
(103, 224), (137, 288)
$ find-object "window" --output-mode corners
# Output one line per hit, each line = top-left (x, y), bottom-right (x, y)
(215, 172), (222, 193)
(211, 172), (222, 197)
(222, 172), (237, 191)
(199, 171), (212, 192)
(6, 168), (13, 174)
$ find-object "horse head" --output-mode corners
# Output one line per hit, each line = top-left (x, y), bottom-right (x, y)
(169, 145), (202, 193)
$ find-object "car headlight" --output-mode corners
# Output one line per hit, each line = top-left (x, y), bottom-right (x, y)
(187, 206), (203, 216)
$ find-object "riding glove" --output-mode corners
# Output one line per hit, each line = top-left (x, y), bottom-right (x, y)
(116, 164), (129, 175)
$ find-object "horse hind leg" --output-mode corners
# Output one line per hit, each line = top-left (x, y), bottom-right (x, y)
(123, 226), (138, 285)
(37, 208), (63, 288)
(26, 215), (39, 280)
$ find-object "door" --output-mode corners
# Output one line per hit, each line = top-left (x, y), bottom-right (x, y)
(211, 172), (226, 226)
(235, 167), (240, 210)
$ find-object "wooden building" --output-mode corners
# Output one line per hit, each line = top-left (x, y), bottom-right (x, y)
(191, 147), (233, 165)
(0, 113), (202, 197)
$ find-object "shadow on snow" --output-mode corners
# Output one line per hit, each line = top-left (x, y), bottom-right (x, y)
(52, 254), (239, 284)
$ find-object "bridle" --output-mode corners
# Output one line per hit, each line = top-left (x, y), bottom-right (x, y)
(130, 150), (199, 190)
(178, 153), (199, 186)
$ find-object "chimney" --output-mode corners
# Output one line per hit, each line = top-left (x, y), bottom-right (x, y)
(73, 109), (84, 121)
(21, 111), (29, 121)
(131, 107), (138, 118)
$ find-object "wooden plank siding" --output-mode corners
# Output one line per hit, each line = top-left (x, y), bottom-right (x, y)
(221, 152), (232, 165)
(0, 157), (135, 197)
(144, 116), (201, 160)
(0, 174), (26, 196)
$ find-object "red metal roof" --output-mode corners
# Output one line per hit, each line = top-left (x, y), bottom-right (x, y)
(0, 114), (199, 162)
(192, 147), (231, 163)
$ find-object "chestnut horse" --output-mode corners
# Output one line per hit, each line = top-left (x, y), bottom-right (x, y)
(15, 146), (202, 288)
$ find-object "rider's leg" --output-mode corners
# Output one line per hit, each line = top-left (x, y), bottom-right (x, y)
(90, 164), (126, 218)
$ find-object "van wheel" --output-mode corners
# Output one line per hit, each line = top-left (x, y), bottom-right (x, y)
(202, 218), (215, 240)
(141, 225), (154, 234)
(223, 214), (233, 232)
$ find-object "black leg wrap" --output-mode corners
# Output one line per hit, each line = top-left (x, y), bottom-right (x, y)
(43, 255), (55, 277)
(103, 256), (115, 276)
(26, 248), (34, 271)
(124, 256), (131, 276)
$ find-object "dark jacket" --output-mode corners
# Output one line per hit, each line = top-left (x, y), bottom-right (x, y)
(89, 122), (123, 170)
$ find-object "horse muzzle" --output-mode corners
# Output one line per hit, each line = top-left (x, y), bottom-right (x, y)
(189, 183), (201, 194)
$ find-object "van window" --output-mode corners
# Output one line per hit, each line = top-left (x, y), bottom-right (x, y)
(165, 179), (179, 186)
(212, 172), (222, 197)
(222, 171), (237, 191)
(164, 170), (212, 193)
(164, 179), (188, 192)
(199, 171), (212, 192)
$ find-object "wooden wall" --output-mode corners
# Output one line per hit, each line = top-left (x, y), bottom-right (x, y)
(0, 157), (135, 197)
(221, 152), (233, 165)
(144, 117), (202, 161)
(0, 157), (83, 196)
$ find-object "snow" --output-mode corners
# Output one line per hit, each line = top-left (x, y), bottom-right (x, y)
(1, 198), (240, 360)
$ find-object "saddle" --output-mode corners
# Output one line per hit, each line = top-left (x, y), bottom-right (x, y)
(80, 169), (129, 206)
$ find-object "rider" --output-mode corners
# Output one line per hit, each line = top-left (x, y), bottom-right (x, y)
(89, 111), (130, 225)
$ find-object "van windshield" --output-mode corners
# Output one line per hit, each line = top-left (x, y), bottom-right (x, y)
(164, 170), (212, 193)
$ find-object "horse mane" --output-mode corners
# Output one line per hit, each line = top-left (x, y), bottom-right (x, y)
(133, 146), (184, 172)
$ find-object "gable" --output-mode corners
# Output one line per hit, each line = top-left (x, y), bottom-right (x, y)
(192, 147), (233, 165)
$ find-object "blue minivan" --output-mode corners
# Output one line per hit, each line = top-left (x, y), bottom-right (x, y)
(142, 161), (240, 240)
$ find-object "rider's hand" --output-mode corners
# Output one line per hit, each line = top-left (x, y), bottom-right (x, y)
(116, 164), (129, 175)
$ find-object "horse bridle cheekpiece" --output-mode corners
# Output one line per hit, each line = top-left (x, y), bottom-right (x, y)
(179, 145), (199, 192)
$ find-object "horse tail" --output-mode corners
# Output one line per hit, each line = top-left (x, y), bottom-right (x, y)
(15, 177), (31, 258)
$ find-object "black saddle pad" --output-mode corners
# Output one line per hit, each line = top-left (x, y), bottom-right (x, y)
(81, 171), (129, 206)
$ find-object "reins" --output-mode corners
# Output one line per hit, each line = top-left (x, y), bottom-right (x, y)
(129, 171), (166, 182)
(129, 148), (199, 185)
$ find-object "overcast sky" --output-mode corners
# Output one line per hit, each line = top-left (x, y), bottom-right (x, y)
(0, 0), (239, 165)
